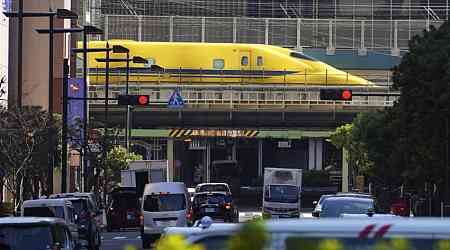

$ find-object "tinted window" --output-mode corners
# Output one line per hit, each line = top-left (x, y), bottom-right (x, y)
(198, 185), (229, 193)
(320, 199), (374, 217)
(213, 59), (225, 69)
(290, 52), (317, 61)
(143, 194), (186, 212)
(70, 199), (87, 215)
(194, 193), (231, 206)
(257, 56), (263, 66)
(24, 206), (65, 219)
(0, 226), (53, 250)
(241, 56), (249, 66)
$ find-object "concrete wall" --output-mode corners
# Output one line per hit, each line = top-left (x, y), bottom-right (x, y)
(0, 2), (8, 107)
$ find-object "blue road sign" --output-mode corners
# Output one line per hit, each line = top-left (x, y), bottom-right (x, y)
(168, 88), (185, 108)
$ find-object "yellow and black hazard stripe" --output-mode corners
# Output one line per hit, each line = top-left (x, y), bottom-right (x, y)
(169, 129), (193, 138)
(243, 130), (259, 137)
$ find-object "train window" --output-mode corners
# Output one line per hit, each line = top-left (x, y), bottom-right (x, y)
(257, 56), (263, 66)
(213, 59), (225, 69)
(145, 58), (156, 67)
(241, 56), (249, 66)
(290, 52), (317, 61)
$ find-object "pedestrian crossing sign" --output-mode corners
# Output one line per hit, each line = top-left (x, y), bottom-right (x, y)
(168, 88), (185, 108)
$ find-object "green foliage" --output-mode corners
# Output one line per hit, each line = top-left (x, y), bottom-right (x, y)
(154, 235), (204, 250)
(228, 219), (269, 250)
(104, 145), (142, 184)
(302, 170), (331, 186)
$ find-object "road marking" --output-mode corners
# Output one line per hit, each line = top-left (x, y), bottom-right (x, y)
(112, 236), (128, 240)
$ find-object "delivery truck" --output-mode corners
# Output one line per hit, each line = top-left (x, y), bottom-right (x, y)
(262, 168), (302, 219)
(121, 160), (169, 197)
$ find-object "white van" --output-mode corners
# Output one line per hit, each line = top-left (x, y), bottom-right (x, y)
(141, 182), (189, 248)
(22, 198), (79, 245)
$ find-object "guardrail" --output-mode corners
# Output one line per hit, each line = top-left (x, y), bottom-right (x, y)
(88, 84), (398, 110)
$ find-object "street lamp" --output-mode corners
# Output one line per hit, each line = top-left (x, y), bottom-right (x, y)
(96, 50), (148, 150)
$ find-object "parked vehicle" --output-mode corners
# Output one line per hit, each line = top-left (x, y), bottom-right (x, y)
(191, 190), (238, 223)
(50, 192), (103, 227)
(22, 199), (79, 245)
(0, 217), (76, 250)
(195, 183), (231, 193)
(262, 168), (302, 219)
(107, 187), (141, 231)
(121, 160), (169, 197)
(50, 193), (102, 250)
(165, 218), (450, 250)
(312, 193), (373, 217)
(316, 196), (376, 218)
(141, 182), (190, 249)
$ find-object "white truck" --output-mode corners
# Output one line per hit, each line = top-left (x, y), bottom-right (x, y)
(121, 160), (169, 197)
(262, 168), (302, 219)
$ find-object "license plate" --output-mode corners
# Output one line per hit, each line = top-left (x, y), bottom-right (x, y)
(127, 213), (135, 220)
(156, 221), (172, 227)
(205, 208), (216, 213)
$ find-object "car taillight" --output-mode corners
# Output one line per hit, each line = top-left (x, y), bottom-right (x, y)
(139, 214), (144, 226)
(224, 203), (232, 210)
(186, 209), (193, 220)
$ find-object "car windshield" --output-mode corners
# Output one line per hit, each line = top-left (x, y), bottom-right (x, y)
(143, 194), (186, 212)
(0, 226), (53, 250)
(264, 185), (298, 203)
(290, 52), (317, 61)
(286, 237), (444, 250)
(320, 198), (374, 217)
(70, 199), (87, 214)
(198, 185), (229, 193)
(23, 206), (65, 219)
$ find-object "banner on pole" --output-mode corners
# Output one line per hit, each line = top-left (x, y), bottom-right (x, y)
(68, 78), (85, 146)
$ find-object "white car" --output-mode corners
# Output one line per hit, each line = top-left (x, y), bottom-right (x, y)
(165, 218), (450, 250)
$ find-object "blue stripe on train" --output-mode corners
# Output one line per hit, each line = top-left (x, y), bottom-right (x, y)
(88, 67), (298, 76)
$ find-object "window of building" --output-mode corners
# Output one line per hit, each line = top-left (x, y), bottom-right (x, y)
(213, 59), (225, 69)
(257, 56), (263, 66)
(241, 56), (249, 66)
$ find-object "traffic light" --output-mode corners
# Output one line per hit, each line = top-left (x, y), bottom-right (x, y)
(118, 95), (150, 105)
(319, 89), (353, 101)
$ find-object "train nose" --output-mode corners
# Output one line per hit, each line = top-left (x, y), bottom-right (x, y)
(326, 71), (373, 86)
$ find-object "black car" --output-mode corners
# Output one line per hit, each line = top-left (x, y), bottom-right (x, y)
(106, 187), (141, 231)
(191, 192), (238, 223)
(318, 196), (376, 218)
(50, 196), (101, 250)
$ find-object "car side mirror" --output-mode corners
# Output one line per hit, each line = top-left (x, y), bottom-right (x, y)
(313, 201), (318, 206)
(312, 211), (320, 217)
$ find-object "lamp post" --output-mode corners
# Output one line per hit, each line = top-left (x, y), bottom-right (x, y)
(96, 49), (147, 151)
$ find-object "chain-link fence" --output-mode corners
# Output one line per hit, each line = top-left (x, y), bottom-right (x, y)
(101, 15), (444, 52)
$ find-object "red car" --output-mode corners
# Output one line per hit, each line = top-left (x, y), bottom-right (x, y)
(106, 187), (141, 231)
(390, 199), (410, 217)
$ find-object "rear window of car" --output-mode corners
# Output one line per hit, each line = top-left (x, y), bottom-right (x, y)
(198, 185), (229, 193)
(143, 194), (186, 212)
(112, 193), (140, 210)
(320, 198), (374, 217)
(0, 225), (54, 250)
(194, 193), (231, 205)
(24, 206), (65, 219)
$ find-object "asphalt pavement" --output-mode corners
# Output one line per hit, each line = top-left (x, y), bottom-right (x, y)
(101, 231), (143, 250)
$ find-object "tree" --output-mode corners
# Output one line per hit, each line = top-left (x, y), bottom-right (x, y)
(0, 106), (57, 211)
(104, 145), (142, 188)
(390, 21), (450, 196)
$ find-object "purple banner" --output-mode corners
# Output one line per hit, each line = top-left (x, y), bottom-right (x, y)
(68, 78), (85, 146)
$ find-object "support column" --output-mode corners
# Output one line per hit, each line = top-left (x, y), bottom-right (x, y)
(265, 18), (269, 45)
(392, 20), (400, 56)
(167, 138), (174, 181)
(206, 140), (211, 182)
(233, 17), (237, 43)
(201, 17), (206, 42)
(169, 16), (174, 42)
(137, 16), (142, 41)
(308, 139), (316, 170)
(315, 139), (323, 170)
(342, 148), (349, 192)
(258, 140), (263, 176)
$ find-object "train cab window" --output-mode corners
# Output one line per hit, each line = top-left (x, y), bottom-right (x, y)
(241, 56), (249, 66)
(145, 58), (155, 67)
(257, 56), (263, 66)
(290, 52), (317, 61)
(213, 59), (225, 69)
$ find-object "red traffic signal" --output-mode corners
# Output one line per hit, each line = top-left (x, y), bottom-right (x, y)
(118, 95), (150, 106)
(319, 89), (353, 101)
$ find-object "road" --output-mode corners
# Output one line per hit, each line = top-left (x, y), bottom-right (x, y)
(101, 231), (142, 250)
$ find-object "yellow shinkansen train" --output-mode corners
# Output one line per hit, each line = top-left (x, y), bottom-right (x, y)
(84, 40), (372, 86)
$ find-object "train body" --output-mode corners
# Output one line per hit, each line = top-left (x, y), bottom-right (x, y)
(84, 40), (371, 86)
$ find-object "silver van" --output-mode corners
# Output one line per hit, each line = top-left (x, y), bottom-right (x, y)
(22, 198), (80, 245)
(141, 182), (189, 248)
